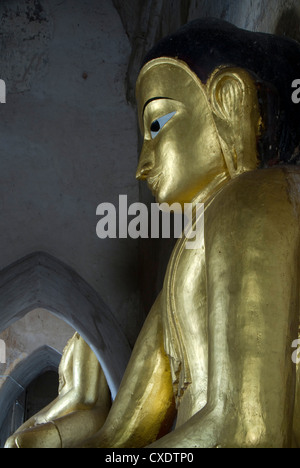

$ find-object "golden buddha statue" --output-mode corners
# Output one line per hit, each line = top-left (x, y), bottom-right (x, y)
(6, 18), (300, 448)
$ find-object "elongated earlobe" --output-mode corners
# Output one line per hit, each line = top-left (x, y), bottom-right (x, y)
(207, 67), (261, 177)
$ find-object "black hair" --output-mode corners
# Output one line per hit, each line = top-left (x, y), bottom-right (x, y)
(142, 18), (300, 167)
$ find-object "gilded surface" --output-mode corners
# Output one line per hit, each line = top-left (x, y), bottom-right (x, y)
(5, 52), (300, 448)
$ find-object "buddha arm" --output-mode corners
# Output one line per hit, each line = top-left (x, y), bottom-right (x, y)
(149, 170), (300, 448)
(84, 293), (176, 448)
(12, 334), (109, 432)
(5, 334), (112, 448)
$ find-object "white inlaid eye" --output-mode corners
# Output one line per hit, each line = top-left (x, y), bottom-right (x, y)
(150, 111), (176, 139)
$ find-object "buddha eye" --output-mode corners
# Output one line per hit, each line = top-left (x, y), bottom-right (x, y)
(150, 111), (176, 139)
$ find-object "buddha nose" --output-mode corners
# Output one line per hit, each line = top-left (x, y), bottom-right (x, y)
(136, 143), (154, 180)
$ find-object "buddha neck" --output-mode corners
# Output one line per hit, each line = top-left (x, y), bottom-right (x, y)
(191, 171), (231, 207)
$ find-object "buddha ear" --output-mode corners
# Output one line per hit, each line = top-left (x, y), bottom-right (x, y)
(207, 67), (256, 177)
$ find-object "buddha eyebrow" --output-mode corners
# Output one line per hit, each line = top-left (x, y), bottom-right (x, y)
(143, 97), (175, 115)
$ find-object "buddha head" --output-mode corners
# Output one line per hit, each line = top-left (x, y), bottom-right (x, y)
(135, 19), (300, 205)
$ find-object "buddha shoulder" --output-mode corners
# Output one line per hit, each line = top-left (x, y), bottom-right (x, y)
(204, 166), (300, 247)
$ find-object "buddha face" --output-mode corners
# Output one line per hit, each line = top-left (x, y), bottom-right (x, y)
(135, 58), (227, 205)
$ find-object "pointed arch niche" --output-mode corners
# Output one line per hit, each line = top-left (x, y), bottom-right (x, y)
(0, 252), (131, 400)
(0, 346), (61, 447)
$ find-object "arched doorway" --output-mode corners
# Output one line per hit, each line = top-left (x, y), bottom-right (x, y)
(0, 346), (60, 447)
(0, 252), (131, 398)
(25, 370), (59, 421)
